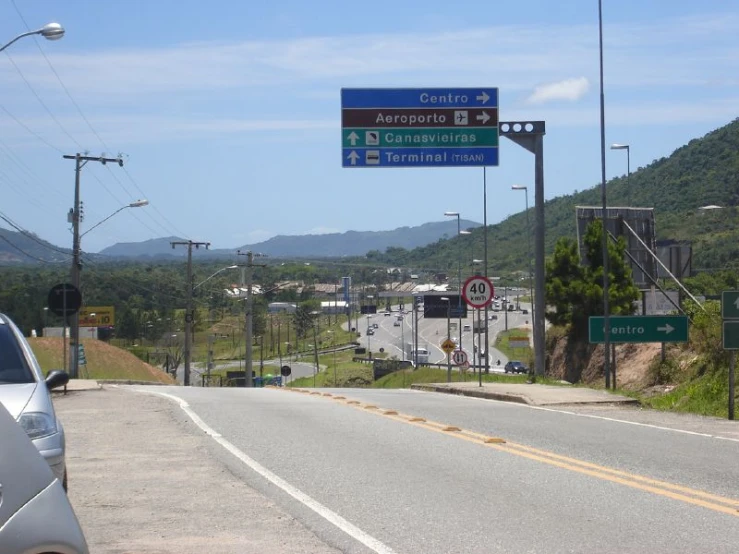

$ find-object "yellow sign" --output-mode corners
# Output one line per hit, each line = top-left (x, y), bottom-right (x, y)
(78, 306), (115, 327)
(441, 338), (456, 354)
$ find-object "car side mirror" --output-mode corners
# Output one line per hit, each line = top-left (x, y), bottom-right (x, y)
(45, 370), (70, 390)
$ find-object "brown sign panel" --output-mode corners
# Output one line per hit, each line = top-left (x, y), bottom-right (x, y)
(342, 108), (498, 128)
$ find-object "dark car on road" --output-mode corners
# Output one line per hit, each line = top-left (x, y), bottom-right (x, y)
(504, 360), (529, 374)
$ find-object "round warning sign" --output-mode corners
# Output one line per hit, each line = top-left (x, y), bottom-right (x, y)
(452, 349), (469, 366)
(462, 275), (495, 309)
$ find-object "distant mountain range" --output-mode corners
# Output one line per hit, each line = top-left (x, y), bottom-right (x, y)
(0, 219), (480, 264)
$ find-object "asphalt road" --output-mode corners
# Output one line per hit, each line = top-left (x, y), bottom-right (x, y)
(358, 304), (532, 368)
(130, 385), (739, 554)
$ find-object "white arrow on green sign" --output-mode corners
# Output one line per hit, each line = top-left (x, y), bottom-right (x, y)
(589, 315), (688, 344)
(721, 291), (739, 319)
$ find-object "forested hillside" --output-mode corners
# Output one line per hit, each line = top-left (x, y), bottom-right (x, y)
(368, 118), (739, 274)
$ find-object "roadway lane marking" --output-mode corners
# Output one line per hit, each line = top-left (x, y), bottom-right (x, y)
(138, 390), (399, 554)
(464, 397), (739, 443)
(290, 388), (739, 518)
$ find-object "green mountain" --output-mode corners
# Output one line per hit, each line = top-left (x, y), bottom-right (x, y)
(370, 118), (739, 275)
(0, 227), (71, 265)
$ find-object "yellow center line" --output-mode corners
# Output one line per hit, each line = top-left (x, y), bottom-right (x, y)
(286, 389), (739, 517)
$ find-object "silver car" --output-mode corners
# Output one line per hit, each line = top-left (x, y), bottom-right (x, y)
(0, 313), (69, 488)
(0, 400), (88, 553)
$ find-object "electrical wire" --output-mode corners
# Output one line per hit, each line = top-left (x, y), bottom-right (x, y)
(8, 0), (188, 241)
(0, 232), (54, 263)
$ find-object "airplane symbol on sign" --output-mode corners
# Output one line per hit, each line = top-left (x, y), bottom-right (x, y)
(454, 111), (468, 125)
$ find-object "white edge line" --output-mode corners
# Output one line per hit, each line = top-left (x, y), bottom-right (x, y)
(447, 391), (739, 443)
(136, 389), (398, 554)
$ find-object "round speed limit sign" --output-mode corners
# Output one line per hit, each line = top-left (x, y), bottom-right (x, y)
(462, 275), (495, 309)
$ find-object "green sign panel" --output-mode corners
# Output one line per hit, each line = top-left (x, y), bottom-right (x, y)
(589, 315), (688, 344)
(342, 128), (499, 149)
(721, 291), (739, 319)
(723, 321), (739, 350)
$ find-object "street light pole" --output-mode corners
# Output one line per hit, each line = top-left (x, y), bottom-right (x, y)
(0, 22), (64, 53)
(611, 143), (631, 203)
(598, 0), (612, 389)
(64, 154), (126, 379)
(512, 184), (535, 376)
(171, 240), (211, 386)
(444, 211), (463, 356)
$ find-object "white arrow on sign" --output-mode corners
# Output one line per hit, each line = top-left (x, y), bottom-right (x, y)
(347, 131), (359, 146)
(476, 111), (490, 124)
(733, 296), (739, 310)
(657, 324), (675, 334)
(347, 151), (360, 165)
(476, 91), (490, 104)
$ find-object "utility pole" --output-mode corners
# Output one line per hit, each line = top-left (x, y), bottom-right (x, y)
(237, 250), (266, 388)
(171, 240), (210, 386)
(63, 153), (124, 379)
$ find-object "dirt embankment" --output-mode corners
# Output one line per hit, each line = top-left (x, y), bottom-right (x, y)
(547, 333), (662, 390)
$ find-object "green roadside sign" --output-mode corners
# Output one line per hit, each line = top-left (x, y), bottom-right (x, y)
(342, 128), (499, 148)
(723, 321), (739, 350)
(721, 291), (739, 319)
(589, 315), (688, 344)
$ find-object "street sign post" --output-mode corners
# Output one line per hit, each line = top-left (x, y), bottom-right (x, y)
(462, 275), (495, 309)
(452, 349), (469, 366)
(588, 315), (688, 344)
(721, 291), (739, 420)
(341, 87), (499, 168)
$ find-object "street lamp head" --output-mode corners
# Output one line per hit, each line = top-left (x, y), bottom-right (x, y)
(40, 22), (65, 40)
(443, 211), (459, 217)
(128, 199), (149, 208)
(610, 143), (629, 150)
(511, 185), (528, 191)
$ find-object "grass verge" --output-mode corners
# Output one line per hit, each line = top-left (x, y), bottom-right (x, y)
(29, 338), (175, 384)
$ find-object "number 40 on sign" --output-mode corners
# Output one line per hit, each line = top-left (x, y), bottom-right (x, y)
(462, 275), (494, 309)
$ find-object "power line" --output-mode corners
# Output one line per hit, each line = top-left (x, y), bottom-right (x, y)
(0, 211), (72, 257)
(0, 104), (64, 153)
(1, 51), (83, 149)
(0, 232), (53, 263)
(7, 0), (186, 242)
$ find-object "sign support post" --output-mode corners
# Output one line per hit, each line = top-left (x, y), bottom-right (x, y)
(721, 290), (739, 420)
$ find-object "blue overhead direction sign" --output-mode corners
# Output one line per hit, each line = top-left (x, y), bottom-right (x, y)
(341, 88), (498, 109)
(341, 86), (499, 168)
(342, 147), (498, 168)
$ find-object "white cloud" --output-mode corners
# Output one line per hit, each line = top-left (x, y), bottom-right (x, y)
(526, 77), (590, 104)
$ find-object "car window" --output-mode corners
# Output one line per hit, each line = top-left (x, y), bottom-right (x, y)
(0, 325), (33, 384)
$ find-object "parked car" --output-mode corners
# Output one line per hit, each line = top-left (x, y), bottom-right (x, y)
(463, 324), (472, 332)
(393, 320), (401, 327)
(366, 328), (374, 336)
(384, 311), (391, 316)
(372, 323), (379, 329)
(522, 309), (529, 315)
(0, 313), (69, 489)
(490, 314), (498, 320)
(0, 401), (88, 553)
(504, 360), (529, 374)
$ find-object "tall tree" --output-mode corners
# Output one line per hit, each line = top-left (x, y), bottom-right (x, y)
(545, 220), (639, 337)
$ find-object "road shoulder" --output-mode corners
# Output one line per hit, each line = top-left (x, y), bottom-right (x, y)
(53, 387), (340, 554)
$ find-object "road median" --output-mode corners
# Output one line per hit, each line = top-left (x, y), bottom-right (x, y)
(411, 381), (639, 406)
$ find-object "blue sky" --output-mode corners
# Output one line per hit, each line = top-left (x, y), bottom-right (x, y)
(1, 0), (738, 253)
